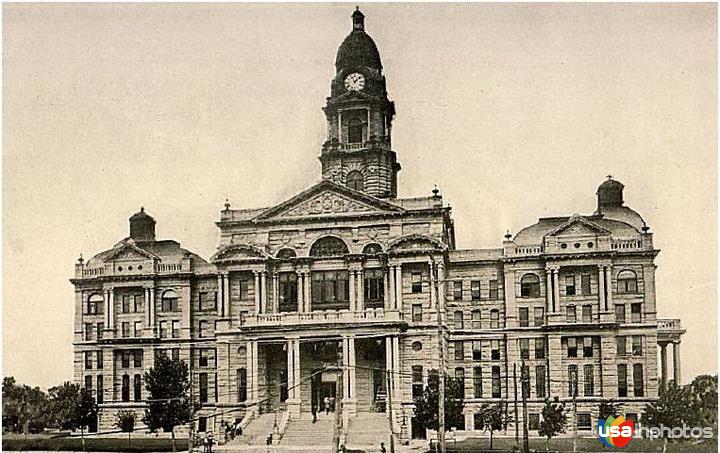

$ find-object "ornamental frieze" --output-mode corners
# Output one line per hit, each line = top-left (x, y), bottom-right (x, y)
(280, 192), (377, 217)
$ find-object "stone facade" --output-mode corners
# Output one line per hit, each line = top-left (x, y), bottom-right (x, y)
(71, 8), (684, 441)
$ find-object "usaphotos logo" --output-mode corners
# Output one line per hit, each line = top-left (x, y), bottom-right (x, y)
(597, 416), (635, 448)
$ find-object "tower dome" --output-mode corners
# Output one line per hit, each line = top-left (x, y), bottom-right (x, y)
(129, 207), (156, 242)
(335, 8), (383, 73)
(597, 176), (624, 209)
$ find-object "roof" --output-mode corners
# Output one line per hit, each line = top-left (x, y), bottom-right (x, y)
(513, 214), (640, 245)
(86, 238), (207, 267)
(449, 249), (504, 262)
(335, 30), (382, 72)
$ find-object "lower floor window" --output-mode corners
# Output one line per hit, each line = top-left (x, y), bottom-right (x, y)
(577, 413), (592, 431)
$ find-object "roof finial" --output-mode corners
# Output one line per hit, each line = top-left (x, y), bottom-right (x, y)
(504, 230), (512, 240)
(606, 174), (613, 180)
(224, 199), (231, 211)
(140, 206), (145, 213)
(432, 185), (440, 197)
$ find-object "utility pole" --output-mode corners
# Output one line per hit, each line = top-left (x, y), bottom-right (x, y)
(333, 368), (344, 453)
(188, 371), (194, 453)
(513, 364), (519, 447)
(572, 368), (578, 453)
(433, 258), (446, 453)
(386, 369), (396, 453)
(520, 359), (529, 453)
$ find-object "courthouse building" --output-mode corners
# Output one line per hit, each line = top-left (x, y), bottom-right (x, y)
(72, 9), (685, 446)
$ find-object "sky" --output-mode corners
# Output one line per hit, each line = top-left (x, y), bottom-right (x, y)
(3, 3), (717, 389)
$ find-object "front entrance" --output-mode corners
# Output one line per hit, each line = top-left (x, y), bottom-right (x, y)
(311, 370), (337, 414)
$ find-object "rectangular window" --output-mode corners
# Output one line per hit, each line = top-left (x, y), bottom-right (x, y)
(237, 368), (247, 402)
(453, 281), (463, 301)
(472, 310), (481, 329)
(491, 366), (501, 398)
(412, 304), (423, 322)
(565, 275), (576, 296)
(491, 340), (500, 360)
(85, 352), (93, 370)
(364, 269), (385, 307)
(96, 375), (103, 404)
(198, 320), (210, 338)
(454, 311), (464, 330)
(567, 338), (578, 358)
(171, 320), (180, 338)
(519, 307), (529, 327)
(631, 303), (642, 323)
(82, 376), (91, 395)
(616, 336), (627, 356)
(568, 364), (578, 397)
(633, 364), (644, 397)
(582, 305), (592, 323)
(198, 349), (215, 368)
(199, 292), (217, 312)
(489, 280), (499, 300)
(455, 368), (466, 398)
(133, 295), (143, 313)
(411, 272), (423, 293)
(134, 321), (142, 337)
(121, 375), (130, 402)
(529, 414), (540, 431)
(133, 374), (142, 401)
(581, 275), (591, 295)
(159, 320), (168, 339)
(412, 365), (424, 399)
(519, 338), (530, 360)
(122, 295), (131, 314)
(96, 322), (104, 340)
(632, 336), (643, 356)
(521, 365), (530, 399)
(311, 270), (350, 310)
(133, 350), (142, 368)
(121, 351), (130, 368)
(471, 281), (481, 300)
(490, 310), (500, 329)
(618, 364), (628, 397)
(199, 373), (209, 403)
(96, 351), (103, 369)
(583, 337), (594, 358)
(85, 323), (93, 341)
(161, 293), (178, 312)
(279, 272), (299, 312)
(535, 365), (546, 398)
(615, 304), (626, 323)
(566, 305), (577, 323)
(454, 341), (464, 361)
(122, 322), (130, 338)
(584, 364), (595, 396)
(473, 366), (482, 398)
(535, 339), (545, 359)
(238, 278), (249, 300)
(534, 307), (544, 327)
(577, 413), (592, 431)
(472, 340), (482, 360)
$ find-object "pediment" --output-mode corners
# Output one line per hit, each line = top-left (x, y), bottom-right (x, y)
(211, 244), (269, 263)
(254, 181), (404, 221)
(103, 242), (158, 262)
(388, 234), (448, 253)
(546, 214), (611, 238)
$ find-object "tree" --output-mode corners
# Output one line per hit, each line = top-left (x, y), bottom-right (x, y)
(598, 399), (622, 420)
(116, 410), (137, 448)
(143, 352), (193, 453)
(475, 402), (513, 450)
(538, 397), (567, 451)
(2, 377), (49, 435)
(47, 382), (97, 451)
(644, 381), (694, 453)
(687, 374), (717, 431)
(413, 370), (465, 433)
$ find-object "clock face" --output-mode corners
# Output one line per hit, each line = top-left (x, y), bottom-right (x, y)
(344, 72), (365, 91)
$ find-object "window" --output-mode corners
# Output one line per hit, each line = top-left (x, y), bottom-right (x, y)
(471, 281), (481, 300)
(632, 336), (643, 356)
(159, 321), (168, 339)
(133, 351), (142, 368)
(362, 243), (382, 255)
(85, 352), (93, 370)
(411, 272), (423, 293)
(583, 337), (594, 358)
(121, 351), (130, 368)
(412, 341), (423, 352)
(96, 351), (103, 369)
(85, 323), (93, 341)
(454, 341), (464, 361)
(199, 292), (217, 311)
(172, 320), (180, 338)
(631, 303), (642, 323)
(84, 375), (93, 393)
(237, 368), (247, 402)
(133, 374), (142, 401)
(347, 118), (363, 143)
(521, 365), (530, 398)
(310, 237), (349, 257)
(520, 274), (541, 298)
(122, 295), (131, 314)
(473, 367), (482, 398)
(566, 305), (577, 323)
(582, 305), (592, 323)
(279, 272), (298, 312)
(412, 304), (423, 322)
(198, 320), (211, 338)
(199, 373), (209, 403)
(491, 366), (501, 398)
(311, 270), (350, 309)
(615, 304), (626, 323)
(535, 339), (545, 359)
(133, 295), (143, 313)
(96, 322), (104, 340)
(172, 348), (180, 361)
(472, 341), (482, 360)
(428, 370), (439, 389)
(198, 349), (215, 368)
(567, 338), (578, 358)
(86, 294), (104, 315)
(535, 366), (546, 398)
(198, 417), (207, 433)
(529, 414), (540, 431)
(565, 275), (576, 296)
(490, 310), (500, 328)
(633, 364), (644, 397)
(96, 375), (103, 404)
(616, 336), (627, 356)
(489, 280), (499, 300)
(618, 364), (628, 397)
(134, 321), (142, 337)
(121, 375), (130, 402)
(581, 275), (591, 295)
(534, 307), (544, 327)
(568, 365), (578, 397)
(577, 413), (592, 431)
(455, 368), (465, 398)
(491, 340), (501, 360)
(519, 307), (529, 327)
(472, 310), (481, 329)
(238, 278), (250, 300)
(364, 269), (385, 306)
(412, 366), (423, 399)
(346, 170), (364, 191)
(453, 281), (463, 301)
(584, 364), (595, 396)
(617, 270), (638, 294)
(161, 290), (179, 312)
(122, 322), (130, 338)
(454, 311), (464, 330)
(519, 339), (530, 360)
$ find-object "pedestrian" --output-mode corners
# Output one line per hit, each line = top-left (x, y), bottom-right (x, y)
(311, 403), (317, 423)
(266, 432), (273, 446)
(324, 396), (330, 415)
(207, 432), (215, 453)
(380, 441), (387, 453)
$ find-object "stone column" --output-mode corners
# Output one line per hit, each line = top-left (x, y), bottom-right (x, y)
(438, 262), (446, 318)
(260, 272), (267, 314)
(217, 275), (225, 317)
(389, 266), (396, 310)
(552, 269), (560, 313)
(673, 342), (681, 383)
(604, 266), (613, 309)
(272, 273), (279, 314)
(149, 287), (156, 327)
(598, 266), (606, 313)
(429, 260), (436, 310)
(104, 290), (111, 327)
(296, 272), (304, 313)
(357, 269), (365, 311)
(383, 270), (390, 310)
(349, 336), (356, 403)
(395, 264), (403, 312)
(254, 272), (261, 315)
(144, 288), (152, 327)
(304, 273), (311, 312)
(287, 338), (301, 418)
(392, 336), (401, 398)
(246, 340), (254, 402)
(545, 271), (553, 314)
(251, 341), (259, 405)
(659, 343), (668, 388)
(349, 271), (356, 312)
(293, 339), (301, 416)
(224, 274), (230, 318)
(108, 289), (115, 329)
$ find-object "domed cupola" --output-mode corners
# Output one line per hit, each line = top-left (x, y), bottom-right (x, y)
(129, 207), (156, 242)
(335, 8), (383, 73)
(597, 176), (624, 210)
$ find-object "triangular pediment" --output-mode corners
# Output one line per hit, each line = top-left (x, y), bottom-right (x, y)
(254, 180), (405, 221)
(546, 214), (612, 238)
(103, 242), (159, 262)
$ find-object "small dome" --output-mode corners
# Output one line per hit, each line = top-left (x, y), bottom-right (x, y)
(129, 207), (156, 242)
(597, 177), (624, 208)
(335, 9), (382, 72)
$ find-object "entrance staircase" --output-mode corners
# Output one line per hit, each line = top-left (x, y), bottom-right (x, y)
(226, 412), (278, 447)
(345, 412), (392, 451)
(278, 413), (334, 452)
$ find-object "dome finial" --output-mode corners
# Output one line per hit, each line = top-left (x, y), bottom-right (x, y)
(352, 6), (365, 31)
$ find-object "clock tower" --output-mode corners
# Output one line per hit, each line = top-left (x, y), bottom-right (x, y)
(320, 8), (400, 199)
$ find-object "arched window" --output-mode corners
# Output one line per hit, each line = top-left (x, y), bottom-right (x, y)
(362, 243), (383, 255)
(520, 273), (541, 298)
(161, 290), (178, 312)
(310, 236), (349, 257)
(276, 248), (297, 260)
(347, 118), (363, 143)
(87, 293), (104, 315)
(617, 270), (638, 294)
(347, 171), (364, 191)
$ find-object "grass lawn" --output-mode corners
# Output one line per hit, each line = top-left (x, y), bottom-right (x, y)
(432, 435), (717, 453)
(2, 434), (189, 452)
